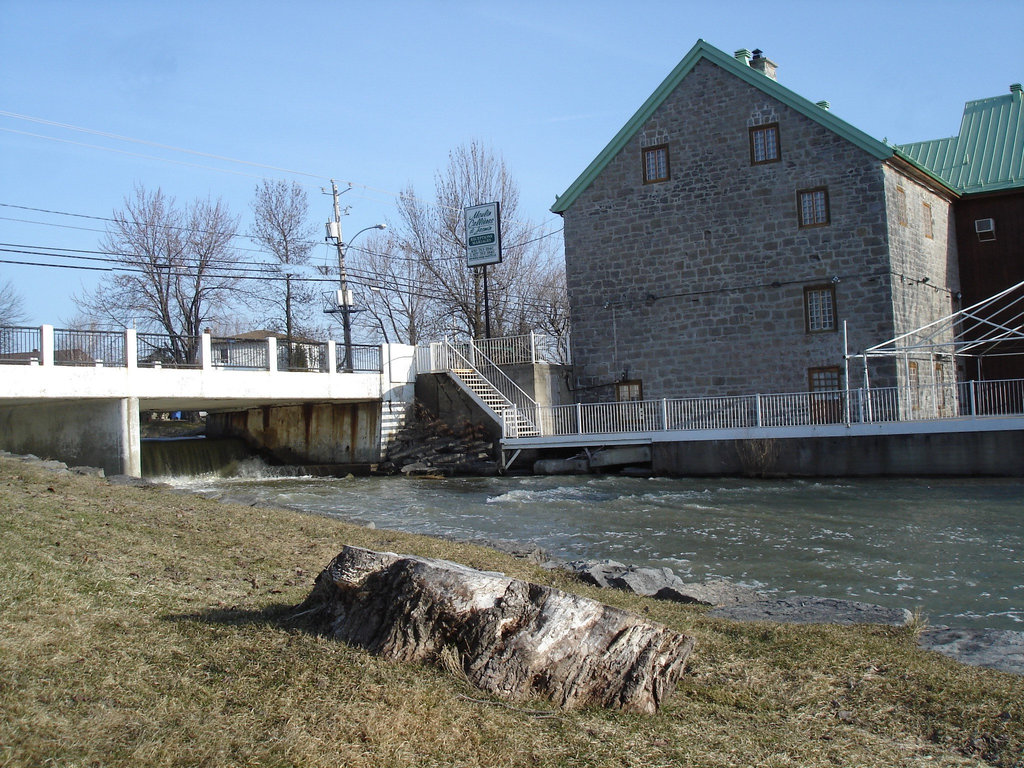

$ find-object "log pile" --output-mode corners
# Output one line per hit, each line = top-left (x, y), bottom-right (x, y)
(380, 403), (497, 476)
(299, 546), (695, 714)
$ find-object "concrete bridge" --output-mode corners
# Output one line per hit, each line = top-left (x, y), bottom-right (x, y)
(0, 325), (416, 475)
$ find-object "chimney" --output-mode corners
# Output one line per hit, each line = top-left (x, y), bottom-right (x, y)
(1011, 83), (1023, 101)
(749, 49), (778, 80)
(734, 49), (751, 66)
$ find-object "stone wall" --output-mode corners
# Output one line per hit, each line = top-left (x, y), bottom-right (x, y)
(563, 58), (909, 401)
(882, 164), (961, 394)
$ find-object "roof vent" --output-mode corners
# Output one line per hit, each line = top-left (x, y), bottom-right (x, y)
(749, 49), (778, 80)
(734, 49), (751, 66)
(975, 218), (996, 242)
(1011, 83), (1023, 99)
(816, 100), (831, 111)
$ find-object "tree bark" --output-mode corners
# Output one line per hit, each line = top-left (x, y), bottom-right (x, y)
(299, 546), (695, 714)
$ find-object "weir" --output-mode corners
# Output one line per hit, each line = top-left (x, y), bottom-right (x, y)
(141, 437), (256, 478)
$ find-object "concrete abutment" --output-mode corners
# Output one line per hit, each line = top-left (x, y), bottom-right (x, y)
(0, 398), (141, 477)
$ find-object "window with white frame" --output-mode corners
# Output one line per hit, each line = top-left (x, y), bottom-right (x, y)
(804, 285), (837, 333)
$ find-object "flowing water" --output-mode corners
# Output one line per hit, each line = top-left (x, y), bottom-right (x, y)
(159, 455), (1024, 631)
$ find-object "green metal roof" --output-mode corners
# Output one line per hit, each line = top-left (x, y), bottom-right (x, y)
(551, 40), (895, 214)
(898, 86), (1024, 194)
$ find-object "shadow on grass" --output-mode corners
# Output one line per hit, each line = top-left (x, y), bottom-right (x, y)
(163, 600), (324, 635)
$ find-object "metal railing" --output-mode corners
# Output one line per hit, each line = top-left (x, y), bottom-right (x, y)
(438, 339), (540, 433)
(435, 332), (571, 367)
(279, 341), (329, 372)
(0, 324), (389, 376)
(137, 333), (201, 368)
(336, 343), (382, 372)
(53, 328), (126, 367)
(505, 379), (1024, 439)
(0, 326), (43, 364)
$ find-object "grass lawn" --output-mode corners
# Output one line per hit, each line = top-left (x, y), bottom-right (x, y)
(1, 455), (1021, 767)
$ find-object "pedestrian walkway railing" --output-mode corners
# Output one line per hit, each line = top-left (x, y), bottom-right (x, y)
(469, 332), (571, 366)
(54, 327), (127, 367)
(0, 324), (383, 374)
(0, 326), (43, 364)
(504, 378), (1024, 439)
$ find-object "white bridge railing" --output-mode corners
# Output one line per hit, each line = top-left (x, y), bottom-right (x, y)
(503, 379), (1024, 439)
(0, 325), (382, 373)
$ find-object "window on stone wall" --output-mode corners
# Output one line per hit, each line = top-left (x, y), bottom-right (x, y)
(804, 285), (837, 333)
(616, 380), (643, 402)
(797, 187), (830, 227)
(896, 186), (908, 226)
(808, 366), (841, 392)
(749, 123), (781, 164)
(923, 202), (933, 238)
(642, 145), (670, 184)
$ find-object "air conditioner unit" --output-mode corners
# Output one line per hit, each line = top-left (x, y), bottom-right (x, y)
(975, 218), (996, 242)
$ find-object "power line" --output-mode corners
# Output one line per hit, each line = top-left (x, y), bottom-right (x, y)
(0, 201), (564, 258)
(0, 111), (567, 234)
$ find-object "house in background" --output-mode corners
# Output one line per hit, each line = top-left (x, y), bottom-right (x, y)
(553, 40), (966, 407)
(210, 330), (328, 372)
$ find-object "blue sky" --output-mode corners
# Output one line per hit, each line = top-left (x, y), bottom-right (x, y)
(2, 0), (1022, 326)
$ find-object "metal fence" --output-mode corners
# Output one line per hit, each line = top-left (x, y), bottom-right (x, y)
(53, 328), (126, 367)
(278, 341), (329, 372)
(136, 333), (202, 368)
(438, 333), (571, 367)
(336, 343), (381, 372)
(506, 379), (1024, 439)
(0, 326), (43, 364)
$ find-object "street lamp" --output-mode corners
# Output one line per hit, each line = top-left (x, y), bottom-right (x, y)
(324, 191), (385, 371)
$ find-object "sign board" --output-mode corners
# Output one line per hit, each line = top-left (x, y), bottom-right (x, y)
(465, 202), (502, 268)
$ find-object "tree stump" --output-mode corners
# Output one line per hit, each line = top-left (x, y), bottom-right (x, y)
(298, 546), (695, 713)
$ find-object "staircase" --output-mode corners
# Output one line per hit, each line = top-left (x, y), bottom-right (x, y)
(418, 340), (541, 437)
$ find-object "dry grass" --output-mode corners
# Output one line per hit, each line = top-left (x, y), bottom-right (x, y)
(1, 455), (1021, 767)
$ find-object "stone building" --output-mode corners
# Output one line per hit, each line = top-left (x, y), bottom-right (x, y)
(553, 40), (961, 404)
(899, 83), (1024, 383)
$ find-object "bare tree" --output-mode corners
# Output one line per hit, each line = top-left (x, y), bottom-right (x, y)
(350, 229), (443, 345)
(249, 180), (320, 364)
(76, 184), (241, 363)
(0, 278), (28, 326)
(376, 141), (566, 340)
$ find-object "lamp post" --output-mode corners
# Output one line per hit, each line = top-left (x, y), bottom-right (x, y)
(325, 180), (385, 371)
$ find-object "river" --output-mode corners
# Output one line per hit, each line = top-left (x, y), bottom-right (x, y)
(164, 465), (1023, 631)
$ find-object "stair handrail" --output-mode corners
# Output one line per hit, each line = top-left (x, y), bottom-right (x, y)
(439, 338), (539, 428)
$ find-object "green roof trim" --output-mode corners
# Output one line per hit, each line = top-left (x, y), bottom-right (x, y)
(897, 88), (1024, 194)
(551, 40), (895, 214)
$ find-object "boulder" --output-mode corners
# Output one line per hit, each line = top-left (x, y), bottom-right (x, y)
(709, 595), (912, 626)
(919, 627), (1024, 676)
(299, 546), (695, 713)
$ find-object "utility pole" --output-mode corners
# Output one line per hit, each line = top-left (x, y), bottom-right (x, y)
(323, 180), (385, 372)
(327, 180), (354, 372)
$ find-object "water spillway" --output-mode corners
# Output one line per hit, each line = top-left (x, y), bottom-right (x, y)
(141, 436), (256, 478)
